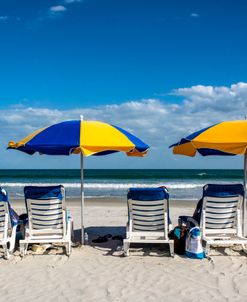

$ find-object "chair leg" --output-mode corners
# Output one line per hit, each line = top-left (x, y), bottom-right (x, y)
(2, 227), (17, 260)
(9, 227), (17, 254)
(65, 242), (71, 256)
(3, 244), (10, 260)
(70, 221), (74, 243)
(204, 242), (210, 257)
(19, 242), (28, 257)
(169, 241), (174, 257)
(123, 240), (130, 257)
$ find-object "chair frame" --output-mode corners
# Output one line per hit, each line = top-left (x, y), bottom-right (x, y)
(200, 194), (247, 255)
(123, 196), (174, 257)
(0, 201), (17, 259)
(19, 187), (72, 256)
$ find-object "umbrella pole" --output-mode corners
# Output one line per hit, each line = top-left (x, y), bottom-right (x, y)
(244, 152), (247, 237)
(80, 153), (85, 244)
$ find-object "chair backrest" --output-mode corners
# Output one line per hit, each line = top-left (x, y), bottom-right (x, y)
(201, 184), (244, 236)
(0, 188), (12, 239)
(24, 185), (66, 236)
(127, 187), (169, 236)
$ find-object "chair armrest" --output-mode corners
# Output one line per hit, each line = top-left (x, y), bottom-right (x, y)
(66, 210), (73, 235)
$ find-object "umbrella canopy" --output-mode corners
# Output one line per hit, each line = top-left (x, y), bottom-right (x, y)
(8, 120), (149, 157)
(170, 119), (247, 236)
(170, 120), (247, 157)
(8, 119), (149, 243)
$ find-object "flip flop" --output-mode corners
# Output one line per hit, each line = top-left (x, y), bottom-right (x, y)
(92, 234), (112, 243)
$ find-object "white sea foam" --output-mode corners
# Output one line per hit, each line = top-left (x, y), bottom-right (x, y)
(0, 182), (203, 190)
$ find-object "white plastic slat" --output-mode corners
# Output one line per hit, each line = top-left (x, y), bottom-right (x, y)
(132, 211), (165, 217)
(205, 228), (237, 234)
(205, 212), (236, 219)
(206, 196), (239, 203)
(133, 225), (164, 231)
(31, 209), (63, 216)
(30, 203), (63, 210)
(32, 213), (63, 221)
(206, 222), (234, 229)
(0, 216), (5, 223)
(133, 214), (164, 221)
(206, 217), (235, 224)
(132, 208), (164, 215)
(131, 199), (166, 206)
(27, 198), (62, 204)
(206, 202), (237, 211)
(32, 222), (63, 229)
(33, 217), (63, 225)
(206, 208), (237, 215)
(133, 219), (164, 226)
(132, 205), (164, 212)
(0, 202), (6, 211)
(32, 218), (63, 224)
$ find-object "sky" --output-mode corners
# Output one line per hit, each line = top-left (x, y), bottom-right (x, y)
(0, 0), (247, 169)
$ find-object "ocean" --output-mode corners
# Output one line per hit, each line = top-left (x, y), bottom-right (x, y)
(0, 169), (244, 201)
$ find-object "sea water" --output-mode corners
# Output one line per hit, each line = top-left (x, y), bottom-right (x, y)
(0, 169), (244, 200)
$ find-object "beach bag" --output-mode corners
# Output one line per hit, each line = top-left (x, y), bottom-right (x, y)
(170, 226), (186, 255)
(185, 227), (204, 259)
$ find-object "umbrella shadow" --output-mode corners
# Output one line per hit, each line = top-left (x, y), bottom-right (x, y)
(73, 227), (172, 257)
(73, 226), (126, 256)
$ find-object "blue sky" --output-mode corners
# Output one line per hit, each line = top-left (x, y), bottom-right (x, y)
(0, 0), (247, 169)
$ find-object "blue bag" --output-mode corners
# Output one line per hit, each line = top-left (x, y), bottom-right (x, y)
(185, 227), (205, 259)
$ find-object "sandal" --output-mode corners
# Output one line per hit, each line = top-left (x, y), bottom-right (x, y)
(92, 234), (112, 243)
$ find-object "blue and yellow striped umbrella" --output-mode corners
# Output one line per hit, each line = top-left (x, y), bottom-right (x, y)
(8, 119), (149, 243)
(170, 120), (247, 236)
(8, 120), (149, 157)
(170, 120), (247, 157)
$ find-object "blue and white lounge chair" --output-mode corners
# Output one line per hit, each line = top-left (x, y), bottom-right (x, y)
(0, 188), (18, 259)
(20, 185), (72, 256)
(123, 187), (174, 257)
(180, 184), (247, 256)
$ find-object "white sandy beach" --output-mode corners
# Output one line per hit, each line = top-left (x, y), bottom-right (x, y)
(0, 198), (247, 302)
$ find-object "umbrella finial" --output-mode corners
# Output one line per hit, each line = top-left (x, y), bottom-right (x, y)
(80, 115), (84, 121)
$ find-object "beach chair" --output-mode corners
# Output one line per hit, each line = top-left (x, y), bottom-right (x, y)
(0, 188), (18, 259)
(179, 184), (247, 256)
(20, 185), (72, 256)
(123, 187), (174, 257)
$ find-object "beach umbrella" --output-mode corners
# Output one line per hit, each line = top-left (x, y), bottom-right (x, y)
(8, 117), (149, 243)
(170, 120), (247, 235)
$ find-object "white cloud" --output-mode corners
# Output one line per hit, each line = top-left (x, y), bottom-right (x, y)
(1, 82), (247, 168)
(49, 5), (67, 13)
(173, 82), (247, 114)
(190, 13), (199, 18)
(0, 16), (8, 21)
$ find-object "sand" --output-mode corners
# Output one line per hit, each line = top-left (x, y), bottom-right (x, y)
(0, 198), (247, 302)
